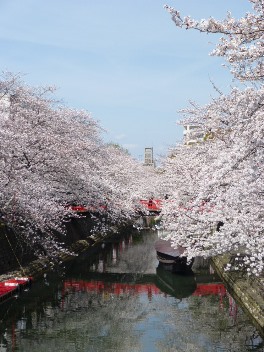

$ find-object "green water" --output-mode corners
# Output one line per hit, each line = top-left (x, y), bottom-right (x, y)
(0, 230), (263, 352)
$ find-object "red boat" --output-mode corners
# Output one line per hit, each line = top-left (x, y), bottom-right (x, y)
(0, 277), (32, 303)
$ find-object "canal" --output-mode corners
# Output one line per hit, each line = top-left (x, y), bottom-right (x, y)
(0, 230), (263, 352)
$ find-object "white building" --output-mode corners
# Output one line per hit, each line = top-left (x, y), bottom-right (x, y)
(0, 95), (11, 119)
(183, 124), (204, 145)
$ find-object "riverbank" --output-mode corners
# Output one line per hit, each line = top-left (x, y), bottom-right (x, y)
(0, 240), (93, 283)
(212, 255), (264, 337)
(0, 221), (134, 282)
(0, 214), (147, 276)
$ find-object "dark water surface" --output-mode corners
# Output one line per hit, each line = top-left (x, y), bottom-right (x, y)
(0, 230), (263, 352)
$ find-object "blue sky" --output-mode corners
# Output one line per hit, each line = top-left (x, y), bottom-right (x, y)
(0, 0), (252, 160)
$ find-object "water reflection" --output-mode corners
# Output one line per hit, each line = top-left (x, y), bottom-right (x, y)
(0, 230), (263, 352)
(155, 266), (197, 299)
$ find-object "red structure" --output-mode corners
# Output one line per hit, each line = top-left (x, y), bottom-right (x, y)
(193, 283), (226, 296)
(64, 280), (227, 299)
(67, 205), (89, 213)
(66, 204), (107, 213)
(64, 280), (161, 296)
(139, 199), (162, 212)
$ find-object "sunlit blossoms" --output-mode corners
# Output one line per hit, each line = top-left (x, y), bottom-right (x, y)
(159, 87), (264, 275)
(0, 72), (156, 260)
(164, 0), (264, 82)
(1, 0), (263, 279)
(162, 0), (264, 275)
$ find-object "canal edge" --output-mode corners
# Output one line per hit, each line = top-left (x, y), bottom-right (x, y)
(211, 255), (264, 337)
(0, 224), (134, 282)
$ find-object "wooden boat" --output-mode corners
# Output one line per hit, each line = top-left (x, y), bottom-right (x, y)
(154, 238), (194, 273)
(0, 277), (32, 303)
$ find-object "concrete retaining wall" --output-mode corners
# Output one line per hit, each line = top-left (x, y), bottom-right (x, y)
(212, 255), (264, 337)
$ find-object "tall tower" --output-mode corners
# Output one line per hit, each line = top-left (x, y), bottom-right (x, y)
(144, 147), (155, 167)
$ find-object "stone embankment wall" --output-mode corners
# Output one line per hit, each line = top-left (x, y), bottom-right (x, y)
(0, 214), (132, 278)
(212, 255), (264, 337)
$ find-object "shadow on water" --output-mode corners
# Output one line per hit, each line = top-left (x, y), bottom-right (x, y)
(155, 265), (197, 299)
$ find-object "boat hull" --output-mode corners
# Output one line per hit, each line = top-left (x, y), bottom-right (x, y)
(155, 239), (194, 273)
(157, 251), (194, 273)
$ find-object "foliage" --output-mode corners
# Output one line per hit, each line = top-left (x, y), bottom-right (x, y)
(164, 0), (264, 83)
(106, 142), (130, 155)
(0, 73), (157, 260)
(161, 0), (264, 275)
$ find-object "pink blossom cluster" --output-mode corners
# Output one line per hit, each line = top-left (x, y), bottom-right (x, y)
(0, 73), (157, 261)
(164, 0), (264, 82)
(161, 0), (264, 276)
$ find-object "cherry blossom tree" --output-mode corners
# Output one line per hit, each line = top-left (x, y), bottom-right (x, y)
(160, 1), (264, 275)
(160, 87), (264, 275)
(97, 143), (160, 227)
(164, 0), (264, 82)
(0, 72), (155, 261)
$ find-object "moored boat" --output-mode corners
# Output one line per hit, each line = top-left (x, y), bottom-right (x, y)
(154, 238), (194, 273)
(0, 277), (32, 303)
